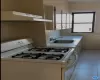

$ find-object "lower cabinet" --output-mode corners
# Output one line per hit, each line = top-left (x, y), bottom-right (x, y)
(75, 40), (82, 56)
(1, 60), (62, 80)
(62, 51), (78, 80)
(63, 40), (82, 80)
(64, 66), (75, 80)
(44, 5), (55, 30)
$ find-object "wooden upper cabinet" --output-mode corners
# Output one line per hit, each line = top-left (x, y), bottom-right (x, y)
(44, 5), (55, 30)
(1, 0), (44, 16)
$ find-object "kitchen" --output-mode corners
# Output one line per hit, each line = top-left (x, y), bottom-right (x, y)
(1, 0), (100, 80)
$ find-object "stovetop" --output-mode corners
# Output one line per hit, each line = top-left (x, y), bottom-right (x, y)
(11, 47), (70, 60)
(12, 52), (64, 60)
(28, 47), (69, 53)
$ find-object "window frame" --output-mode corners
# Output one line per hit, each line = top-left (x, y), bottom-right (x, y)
(56, 13), (62, 30)
(71, 12), (95, 33)
(56, 12), (68, 30)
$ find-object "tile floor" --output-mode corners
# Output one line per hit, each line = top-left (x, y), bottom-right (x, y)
(70, 50), (100, 80)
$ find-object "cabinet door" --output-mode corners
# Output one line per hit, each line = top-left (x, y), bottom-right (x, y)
(65, 66), (75, 80)
(75, 41), (82, 56)
(44, 5), (55, 30)
(64, 52), (78, 80)
(1, 60), (61, 80)
(1, 0), (44, 16)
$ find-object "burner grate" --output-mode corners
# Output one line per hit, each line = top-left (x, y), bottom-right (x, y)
(28, 47), (69, 53)
(12, 53), (64, 60)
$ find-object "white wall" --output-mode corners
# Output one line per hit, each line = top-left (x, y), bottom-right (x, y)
(43, 0), (68, 13)
(61, 2), (100, 49)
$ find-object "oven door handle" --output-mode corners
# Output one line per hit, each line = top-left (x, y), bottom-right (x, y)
(66, 51), (78, 69)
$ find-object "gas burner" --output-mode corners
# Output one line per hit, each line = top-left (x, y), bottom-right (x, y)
(45, 54), (64, 60)
(11, 47), (70, 60)
(28, 48), (55, 52)
(50, 48), (69, 53)
(28, 47), (69, 53)
(12, 52), (64, 60)
(12, 52), (42, 59)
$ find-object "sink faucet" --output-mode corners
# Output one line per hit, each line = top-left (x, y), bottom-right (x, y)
(49, 37), (56, 41)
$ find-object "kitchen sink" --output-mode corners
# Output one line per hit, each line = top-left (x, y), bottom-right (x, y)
(53, 40), (74, 43)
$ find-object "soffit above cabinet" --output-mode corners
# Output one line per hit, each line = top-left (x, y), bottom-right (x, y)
(1, 11), (52, 22)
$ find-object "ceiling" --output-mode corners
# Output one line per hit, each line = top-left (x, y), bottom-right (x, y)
(68, 0), (100, 2)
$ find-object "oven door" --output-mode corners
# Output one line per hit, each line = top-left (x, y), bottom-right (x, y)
(64, 51), (78, 80)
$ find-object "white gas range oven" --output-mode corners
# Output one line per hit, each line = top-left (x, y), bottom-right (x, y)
(1, 38), (78, 80)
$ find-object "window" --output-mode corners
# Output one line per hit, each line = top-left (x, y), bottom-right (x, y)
(72, 12), (95, 33)
(56, 14), (67, 30)
(56, 14), (62, 30)
(56, 13), (72, 30)
(67, 14), (72, 29)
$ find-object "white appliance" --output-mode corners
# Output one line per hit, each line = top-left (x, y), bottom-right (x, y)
(1, 39), (78, 80)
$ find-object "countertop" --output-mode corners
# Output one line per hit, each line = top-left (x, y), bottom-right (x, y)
(47, 36), (83, 48)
